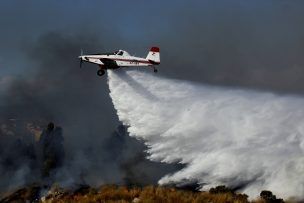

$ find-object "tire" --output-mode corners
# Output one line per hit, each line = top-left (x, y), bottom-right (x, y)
(97, 69), (105, 76)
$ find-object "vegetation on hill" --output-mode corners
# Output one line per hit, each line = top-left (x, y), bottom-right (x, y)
(1, 184), (297, 203)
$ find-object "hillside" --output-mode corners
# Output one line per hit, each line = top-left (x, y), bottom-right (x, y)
(0, 184), (291, 203)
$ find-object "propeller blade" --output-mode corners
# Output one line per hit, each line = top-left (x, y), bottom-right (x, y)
(79, 49), (84, 68)
(80, 58), (83, 68)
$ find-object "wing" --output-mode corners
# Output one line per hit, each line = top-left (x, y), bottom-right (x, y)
(99, 58), (118, 68)
(80, 55), (119, 68)
(80, 55), (104, 66)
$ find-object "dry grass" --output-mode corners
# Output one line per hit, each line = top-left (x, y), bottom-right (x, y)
(42, 185), (252, 203)
(3, 184), (302, 203)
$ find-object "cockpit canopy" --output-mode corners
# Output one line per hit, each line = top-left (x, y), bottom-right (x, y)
(101, 50), (130, 56)
(114, 50), (130, 56)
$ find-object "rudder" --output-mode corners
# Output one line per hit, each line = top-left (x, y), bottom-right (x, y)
(146, 47), (160, 64)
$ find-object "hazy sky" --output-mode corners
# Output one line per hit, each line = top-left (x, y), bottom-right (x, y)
(0, 0), (174, 75)
(1, 0), (304, 148)
(1, 1), (304, 94)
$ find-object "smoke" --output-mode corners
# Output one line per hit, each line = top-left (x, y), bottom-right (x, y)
(2, 1), (304, 197)
(108, 69), (304, 199)
(0, 32), (118, 192)
(2, 0), (304, 198)
(0, 32), (179, 195)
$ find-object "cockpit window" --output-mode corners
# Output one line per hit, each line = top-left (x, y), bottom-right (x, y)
(117, 51), (123, 56)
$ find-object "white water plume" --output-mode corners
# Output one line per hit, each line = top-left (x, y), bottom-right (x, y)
(107, 69), (304, 199)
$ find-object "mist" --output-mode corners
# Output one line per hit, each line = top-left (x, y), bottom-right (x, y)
(108, 69), (304, 199)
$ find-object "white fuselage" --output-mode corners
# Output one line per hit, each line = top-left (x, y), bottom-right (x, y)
(79, 47), (160, 76)
(80, 50), (155, 69)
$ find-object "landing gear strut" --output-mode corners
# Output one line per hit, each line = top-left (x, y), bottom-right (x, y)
(97, 69), (105, 76)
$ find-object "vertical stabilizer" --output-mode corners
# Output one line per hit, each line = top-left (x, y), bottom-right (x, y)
(146, 47), (160, 64)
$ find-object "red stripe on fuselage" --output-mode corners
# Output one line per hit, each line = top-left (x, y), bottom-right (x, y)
(83, 56), (159, 66)
(102, 58), (153, 64)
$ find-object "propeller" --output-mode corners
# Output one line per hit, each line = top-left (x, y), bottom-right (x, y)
(79, 49), (83, 68)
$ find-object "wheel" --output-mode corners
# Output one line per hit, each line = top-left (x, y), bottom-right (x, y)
(97, 69), (105, 76)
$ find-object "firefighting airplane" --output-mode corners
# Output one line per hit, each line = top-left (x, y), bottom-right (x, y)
(78, 47), (160, 76)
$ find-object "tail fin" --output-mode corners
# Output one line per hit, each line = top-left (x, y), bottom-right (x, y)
(146, 47), (160, 64)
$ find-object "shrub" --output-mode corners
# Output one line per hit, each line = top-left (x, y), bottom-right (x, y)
(260, 190), (284, 203)
(209, 185), (234, 194)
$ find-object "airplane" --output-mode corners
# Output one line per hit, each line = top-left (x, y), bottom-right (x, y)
(78, 47), (160, 76)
